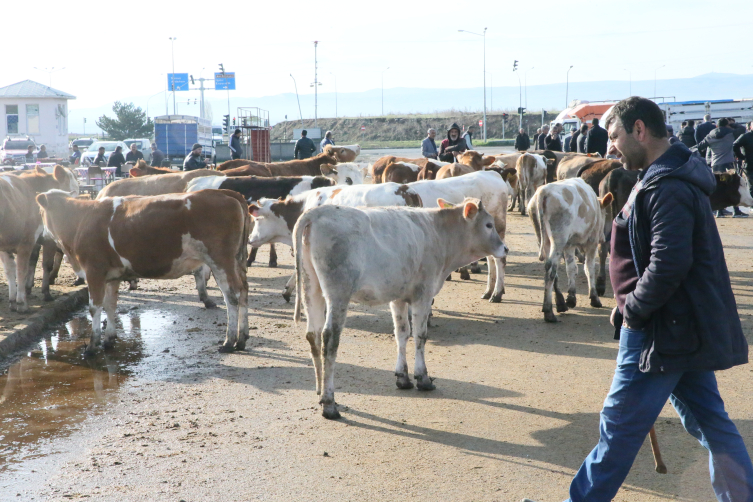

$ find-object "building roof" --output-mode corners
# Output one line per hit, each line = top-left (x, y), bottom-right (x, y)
(0, 80), (75, 99)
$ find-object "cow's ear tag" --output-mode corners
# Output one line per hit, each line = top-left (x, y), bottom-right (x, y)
(437, 198), (454, 209)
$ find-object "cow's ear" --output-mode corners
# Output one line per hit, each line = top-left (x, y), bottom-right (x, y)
(53, 164), (66, 181)
(547, 159), (555, 165)
(35, 165), (46, 174)
(437, 198), (455, 209)
(719, 173), (729, 182)
(249, 204), (261, 217)
(463, 200), (480, 219)
(599, 192), (614, 208)
(36, 193), (49, 208)
(320, 164), (334, 175)
(483, 156), (496, 166)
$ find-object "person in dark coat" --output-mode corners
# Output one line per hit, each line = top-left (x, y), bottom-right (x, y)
(537, 125), (550, 150)
(733, 121), (753, 197)
(125, 143), (144, 163)
(563, 126), (576, 152)
(294, 130), (316, 160)
(584, 118), (608, 156)
(679, 119), (696, 148)
(729, 118), (746, 140)
(36, 145), (48, 159)
(545, 124), (562, 151)
(150, 143), (165, 167)
(183, 144), (207, 171)
(107, 146), (126, 176)
(530, 96), (753, 502)
(438, 123), (468, 162)
(514, 128), (530, 151)
(577, 124), (588, 153)
(532, 128), (541, 150)
(694, 114), (715, 145)
(92, 146), (107, 166)
(229, 129), (243, 160)
(69, 144), (82, 165)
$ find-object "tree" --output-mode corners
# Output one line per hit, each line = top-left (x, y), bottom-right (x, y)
(96, 102), (154, 140)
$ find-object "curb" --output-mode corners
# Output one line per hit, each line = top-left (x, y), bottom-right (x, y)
(0, 286), (89, 360)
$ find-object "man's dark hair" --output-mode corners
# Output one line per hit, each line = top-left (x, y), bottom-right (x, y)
(301, 130), (307, 136)
(727, 118), (735, 124)
(687, 119), (695, 127)
(580, 124), (588, 134)
(592, 118), (599, 126)
(604, 97), (667, 139)
(718, 118), (729, 127)
(681, 121), (687, 127)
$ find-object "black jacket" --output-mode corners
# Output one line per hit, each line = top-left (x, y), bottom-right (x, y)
(183, 153), (207, 171)
(125, 150), (144, 163)
(621, 143), (747, 373)
(544, 134), (562, 152)
(108, 152), (125, 168)
(514, 133), (530, 151)
(230, 134), (243, 159)
(731, 124), (746, 140)
(569, 130), (581, 152)
(679, 126), (696, 148)
(151, 149), (165, 167)
(439, 123), (468, 162)
(733, 131), (753, 166)
(537, 133), (547, 150)
(294, 137), (316, 159)
(585, 125), (608, 156)
(577, 132), (587, 153)
(695, 121), (715, 144)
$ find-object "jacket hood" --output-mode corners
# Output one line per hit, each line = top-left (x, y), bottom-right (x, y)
(642, 142), (716, 196)
(447, 122), (461, 140)
(706, 126), (733, 140)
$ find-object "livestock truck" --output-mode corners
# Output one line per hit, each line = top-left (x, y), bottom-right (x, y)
(154, 115), (213, 166)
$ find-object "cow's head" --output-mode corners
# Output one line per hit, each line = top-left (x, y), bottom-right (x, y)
(456, 150), (493, 170)
(323, 144), (360, 163)
(248, 197), (302, 247)
(437, 197), (508, 261)
(36, 189), (77, 242)
(716, 171), (753, 208)
(320, 162), (364, 186)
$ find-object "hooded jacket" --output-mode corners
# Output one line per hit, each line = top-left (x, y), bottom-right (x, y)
(733, 131), (753, 166)
(679, 125), (696, 148)
(585, 124), (608, 156)
(618, 142), (747, 373)
(439, 123), (468, 161)
(694, 121), (715, 144)
(697, 126), (735, 168)
(514, 132), (530, 151)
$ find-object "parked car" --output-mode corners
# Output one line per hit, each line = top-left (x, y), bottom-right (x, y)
(1, 136), (37, 165)
(123, 138), (153, 163)
(81, 141), (129, 166)
(69, 138), (95, 151)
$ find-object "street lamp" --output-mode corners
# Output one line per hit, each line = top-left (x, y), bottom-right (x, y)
(381, 67), (390, 116)
(654, 65), (665, 97)
(169, 37), (177, 115)
(624, 69), (632, 97)
(565, 65), (574, 109)
(146, 90), (165, 122)
(486, 72), (493, 111)
(33, 67), (65, 87)
(458, 28), (487, 141)
(290, 74), (304, 128)
(330, 72), (337, 119)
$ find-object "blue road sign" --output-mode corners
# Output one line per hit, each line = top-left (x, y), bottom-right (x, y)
(167, 73), (189, 91)
(215, 72), (236, 90)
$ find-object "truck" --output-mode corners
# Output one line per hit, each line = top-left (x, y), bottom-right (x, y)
(154, 115), (213, 166)
(657, 99), (753, 134)
(551, 100), (617, 134)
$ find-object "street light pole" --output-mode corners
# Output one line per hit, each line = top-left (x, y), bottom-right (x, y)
(330, 72), (337, 118)
(458, 28), (487, 141)
(654, 65), (665, 97)
(565, 65), (574, 109)
(381, 67), (390, 116)
(623, 69), (632, 96)
(290, 74), (304, 128)
(169, 37), (177, 115)
(313, 41), (319, 128)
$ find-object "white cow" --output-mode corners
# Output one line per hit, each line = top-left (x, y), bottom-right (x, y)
(516, 153), (552, 216)
(527, 178), (613, 322)
(293, 199), (508, 419)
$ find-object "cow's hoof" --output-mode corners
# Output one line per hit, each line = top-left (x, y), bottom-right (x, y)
(203, 299), (217, 309)
(459, 271), (471, 281)
(596, 286), (606, 297)
(128, 284), (138, 291)
(520, 211), (527, 217)
(556, 301), (569, 313)
(235, 340), (247, 351)
(416, 376), (436, 391)
(9, 301), (17, 312)
(395, 374), (414, 390)
(16, 303), (29, 313)
(321, 403), (341, 420)
(84, 344), (98, 357)
(44, 293), (54, 302)
(246, 259), (254, 267)
(282, 292), (291, 303)
(490, 292), (503, 303)
(481, 291), (492, 300)
(470, 264), (482, 274)
(544, 311), (559, 323)
(268, 261), (278, 269)
(590, 296), (603, 308)
(566, 294), (577, 308)
(73, 277), (85, 286)
(218, 344), (235, 353)
(446, 274), (452, 281)
(103, 338), (116, 350)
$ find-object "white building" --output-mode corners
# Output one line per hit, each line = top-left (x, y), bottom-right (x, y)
(0, 80), (75, 158)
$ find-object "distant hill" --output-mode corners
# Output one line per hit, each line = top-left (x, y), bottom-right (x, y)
(68, 72), (753, 133)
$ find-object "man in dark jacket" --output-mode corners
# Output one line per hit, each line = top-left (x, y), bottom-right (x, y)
(92, 146), (107, 166)
(294, 130), (316, 160)
(183, 144), (207, 171)
(575, 124), (588, 153)
(107, 146), (126, 176)
(229, 129), (243, 160)
(514, 128), (530, 151)
(695, 114), (715, 145)
(563, 126), (576, 152)
(125, 143), (144, 163)
(150, 143), (165, 167)
(545, 123), (562, 151)
(532, 128), (541, 150)
(679, 119), (696, 148)
(584, 117), (608, 156)
(733, 121), (753, 196)
(536, 125), (549, 150)
(729, 117), (746, 140)
(438, 123), (468, 162)
(534, 97), (753, 502)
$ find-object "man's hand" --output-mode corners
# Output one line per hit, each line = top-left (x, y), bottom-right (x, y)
(610, 306), (618, 327)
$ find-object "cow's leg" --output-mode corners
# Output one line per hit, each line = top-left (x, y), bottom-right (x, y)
(564, 249), (578, 308)
(458, 266), (471, 280)
(246, 246), (258, 267)
(49, 249), (64, 285)
(233, 268), (249, 351)
(41, 240), (57, 302)
(86, 276), (106, 355)
(282, 274), (295, 303)
(193, 265), (216, 308)
(554, 274), (568, 313)
(268, 244), (278, 268)
(584, 246), (602, 308)
(102, 281), (120, 349)
(302, 271), (326, 396)
(390, 300), (413, 390)
(481, 257), (495, 300)
(490, 255), (507, 303)
(320, 300), (348, 419)
(26, 243), (41, 296)
(214, 269), (240, 353)
(128, 279), (138, 290)
(411, 300), (435, 391)
(0, 252), (18, 311)
(543, 253), (561, 322)
(13, 244), (34, 313)
(470, 261), (482, 274)
(597, 241), (608, 297)
(520, 183), (528, 215)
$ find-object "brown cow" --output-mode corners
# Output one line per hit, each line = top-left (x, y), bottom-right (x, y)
(0, 166), (79, 311)
(435, 152), (496, 180)
(129, 160), (176, 177)
(556, 152), (603, 180)
(220, 151), (338, 177)
(98, 169), (222, 198)
(579, 159), (623, 194)
(381, 160), (423, 183)
(417, 160), (446, 181)
(37, 189), (251, 354)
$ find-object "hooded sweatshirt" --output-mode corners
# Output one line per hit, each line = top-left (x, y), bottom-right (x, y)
(439, 123), (468, 161)
(697, 126), (735, 168)
(611, 142), (747, 373)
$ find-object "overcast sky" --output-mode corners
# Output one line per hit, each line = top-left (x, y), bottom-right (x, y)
(5, 0), (751, 111)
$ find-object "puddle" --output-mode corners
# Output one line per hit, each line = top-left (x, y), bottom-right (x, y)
(0, 306), (176, 476)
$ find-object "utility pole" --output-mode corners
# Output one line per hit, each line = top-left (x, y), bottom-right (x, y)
(381, 67), (390, 115)
(290, 74), (304, 128)
(565, 65), (573, 109)
(313, 41), (319, 128)
(513, 60), (522, 127)
(169, 37), (177, 115)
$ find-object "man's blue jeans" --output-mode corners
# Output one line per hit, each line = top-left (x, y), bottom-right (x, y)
(568, 327), (753, 501)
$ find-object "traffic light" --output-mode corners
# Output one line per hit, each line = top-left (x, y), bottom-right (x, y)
(219, 63), (225, 75)
(502, 113), (508, 121)
(543, 110), (549, 120)
(513, 60), (518, 71)
(190, 75), (195, 85)
(232, 117), (236, 126)
(222, 115), (229, 133)
(517, 107), (526, 114)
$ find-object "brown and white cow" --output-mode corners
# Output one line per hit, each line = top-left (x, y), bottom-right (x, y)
(219, 151), (339, 177)
(36, 189), (251, 354)
(528, 178), (613, 322)
(370, 156), (448, 183)
(516, 153), (553, 216)
(129, 160), (177, 177)
(381, 160), (424, 183)
(0, 166), (79, 312)
(293, 199), (507, 419)
(579, 159), (623, 195)
(323, 144), (361, 162)
(98, 169), (222, 198)
(556, 152), (603, 180)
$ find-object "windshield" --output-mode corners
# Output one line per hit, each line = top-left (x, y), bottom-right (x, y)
(88, 142), (120, 152)
(4, 141), (35, 150)
(73, 139), (93, 146)
(123, 140), (139, 147)
(212, 127), (223, 135)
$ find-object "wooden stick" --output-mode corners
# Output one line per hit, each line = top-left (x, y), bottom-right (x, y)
(649, 426), (667, 474)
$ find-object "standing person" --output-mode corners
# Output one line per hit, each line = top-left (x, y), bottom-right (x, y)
(462, 125), (474, 150)
(545, 123), (563, 151)
(666, 124), (680, 145)
(108, 146), (126, 176)
(69, 144), (82, 165)
(125, 142), (144, 163)
(569, 125), (582, 152)
(729, 118), (746, 140)
(294, 130), (316, 160)
(695, 113), (715, 144)
(150, 143), (165, 167)
(514, 128), (531, 151)
(532, 128), (542, 150)
(522, 96), (753, 502)
(679, 119), (696, 148)
(563, 126), (576, 152)
(733, 120), (753, 197)
(92, 146), (107, 166)
(320, 130), (335, 152)
(585, 117), (608, 156)
(537, 125), (550, 150)
(183, 143), (207, 171)
(25, 145), (36, 163)
(229, 129), (243, 160)
(421, 128), (439, 159)
(577, 124), (589, 153)
(438, 123), (468, 162)
(36, 145), (48, 159)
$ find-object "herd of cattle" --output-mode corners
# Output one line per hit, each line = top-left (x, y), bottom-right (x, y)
(1, 144), (752, 418)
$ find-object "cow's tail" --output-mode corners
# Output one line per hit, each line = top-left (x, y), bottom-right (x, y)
(529, 193), (548, 262)
(293, 216), (311, 324)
